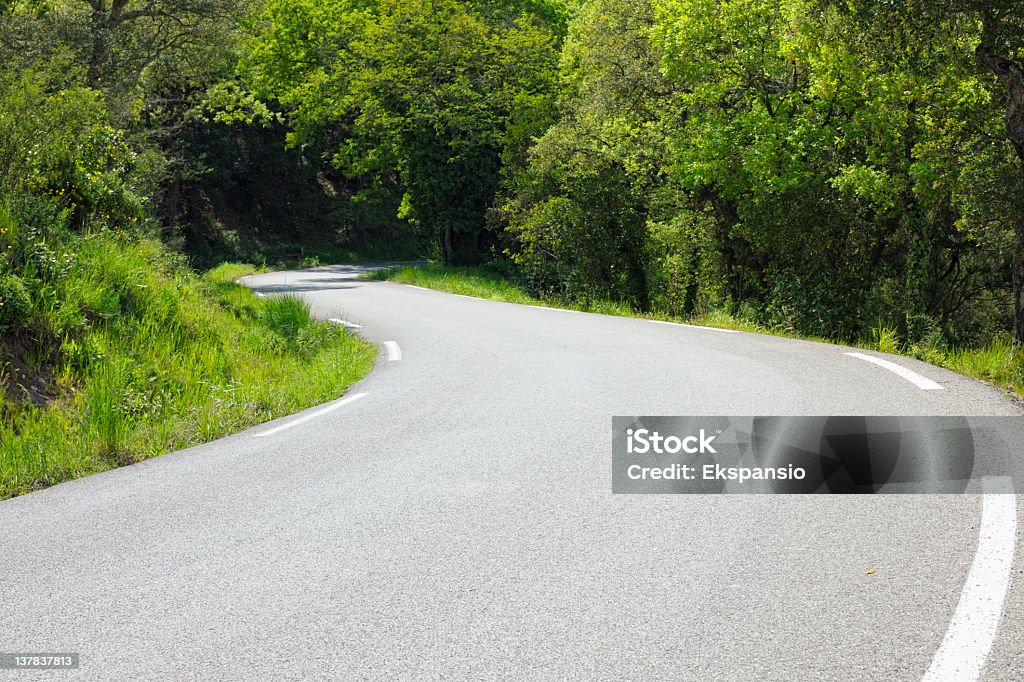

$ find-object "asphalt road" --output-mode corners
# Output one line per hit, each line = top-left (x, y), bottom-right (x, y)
(2, 264), (1023, 680)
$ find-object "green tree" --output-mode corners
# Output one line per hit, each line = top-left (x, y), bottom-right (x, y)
(504, 0), (674, 309)
(247, 0), (560, 264)
(643, 0), (1016, 340)
(972, 5), (1024, 342)
(828, 1), (1024, 341)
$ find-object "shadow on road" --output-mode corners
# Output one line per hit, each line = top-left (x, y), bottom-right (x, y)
(255, 279), (362, 294)
(249, 261), (427, 294)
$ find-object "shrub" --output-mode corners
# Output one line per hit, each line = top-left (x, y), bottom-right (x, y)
(0, 274), (31, 331)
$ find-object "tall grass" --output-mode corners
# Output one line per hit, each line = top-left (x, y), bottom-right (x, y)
(0, 236), (376, 499)
(945, 338), (1024, 389)
(261, 295), (312, 343)
(871, 324), (902, 355)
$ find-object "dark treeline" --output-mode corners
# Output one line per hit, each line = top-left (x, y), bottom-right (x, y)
(3, 0), (1024, 352)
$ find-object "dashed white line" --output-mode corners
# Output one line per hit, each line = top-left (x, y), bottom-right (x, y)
(328, 318), (363, 329)
(405, 285), (430, 291)
(253, 392), (367, 438)
(844, 352), (943, 390)
(923, 476), (1017, 682)
(453, 294), (484, 300)
(650, 320), (740, 334)
(384, 341), (402, 362)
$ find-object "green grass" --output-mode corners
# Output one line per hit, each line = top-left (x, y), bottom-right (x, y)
(366, 265), (537, 304)
(368, 265), (759, 327)
(368, 264), (1024, 400)
(941, 339), (1024, 392)
(205, 262), (267, 284)
(0, 236), (376, 499)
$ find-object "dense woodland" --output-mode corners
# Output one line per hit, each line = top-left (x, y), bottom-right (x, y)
(3, 0), (1024, 351)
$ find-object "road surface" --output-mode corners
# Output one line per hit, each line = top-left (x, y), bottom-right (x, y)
(2, 264), (1022, 680)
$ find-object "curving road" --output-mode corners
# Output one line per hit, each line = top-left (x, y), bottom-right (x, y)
(1, 264), (1022, 680)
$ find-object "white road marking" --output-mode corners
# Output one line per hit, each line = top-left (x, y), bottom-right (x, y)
(453, 294), (484, 300)
(405, 285), (430, 291)
(328, 318), (363, 329)
(253, 393), (367, 438)
(533, 305), (582, 314)
(923, 476), (1017, 682)
(650, 320), (741, 334)
(255, 292), (266, 298)
(844, 352), (943, 390)
(384, 341), (402, 362)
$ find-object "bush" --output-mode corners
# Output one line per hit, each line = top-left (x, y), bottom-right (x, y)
(0, 274), (31, 331)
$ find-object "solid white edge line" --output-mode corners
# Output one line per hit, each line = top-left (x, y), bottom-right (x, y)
(328, 318), (363, 329)
(384, 341), (402, 362)
(844, 352), (944, 390)
(253, 392), (367, 438)
(650, 320), (740, 334)
(405, 285), (430, 291)
(923, 476), (1017, 682)
(533, 305), (582, 314)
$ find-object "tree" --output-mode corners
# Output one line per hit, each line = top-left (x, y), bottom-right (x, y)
(973, 5), (1024, 341)
(504, 0), (670, 309)
(829, 1), (1024, 341)
(247, 0), (560, 264)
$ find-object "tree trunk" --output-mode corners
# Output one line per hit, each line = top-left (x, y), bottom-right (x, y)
(443, 225), (453, 266)
(87, 6), (110, 90)
(976, 43), (1024, 344)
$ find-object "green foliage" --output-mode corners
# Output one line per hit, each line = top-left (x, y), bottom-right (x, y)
(0, 274), (30, 331)
(247, 0), (561, 264)
(0, 59), (150, 230)
(5, 0), (1024, 359)
(260, 295), (312, 344)
(503, 0), (666, 309)
(499, 0), (1024, 350)
(367, 264), (538, 304)
(7, 0), (1024, 506)
(0, 221), (376, 498)
(204, 262), (265, 285)
(872, 324), (902, 355)
(645, 208), (727, 315)
(947, 337), (1022, 388)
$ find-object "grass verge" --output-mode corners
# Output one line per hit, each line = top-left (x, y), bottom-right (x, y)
(367, 265), (1024, 399)
(0, 236), (376, 499)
